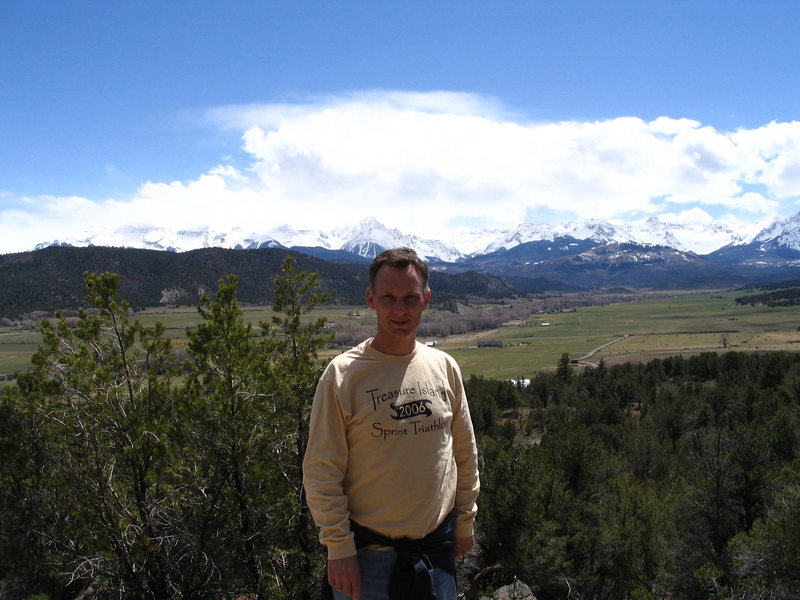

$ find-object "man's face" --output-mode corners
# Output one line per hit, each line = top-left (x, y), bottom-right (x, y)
(366, 264), (431, 348)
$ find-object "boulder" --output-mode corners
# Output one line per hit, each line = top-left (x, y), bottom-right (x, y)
(480, 578), (536, 600)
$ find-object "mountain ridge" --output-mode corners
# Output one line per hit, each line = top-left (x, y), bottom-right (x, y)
(31, 213), (797, 263)
(5, 212), (798, 318)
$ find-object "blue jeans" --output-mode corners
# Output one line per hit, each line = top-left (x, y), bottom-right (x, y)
(332, 547), (456, 600)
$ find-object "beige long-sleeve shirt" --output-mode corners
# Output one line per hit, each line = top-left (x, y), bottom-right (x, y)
(302, 339), (480, 560)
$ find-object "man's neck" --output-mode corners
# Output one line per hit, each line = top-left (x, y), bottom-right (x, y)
(370, 334), (416, 356)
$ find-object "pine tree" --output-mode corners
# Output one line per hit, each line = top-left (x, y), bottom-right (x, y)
(9, 272), (188, 598)
(263, 257), (333, 600)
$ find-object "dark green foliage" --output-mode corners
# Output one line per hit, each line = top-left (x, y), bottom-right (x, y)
(0, 246), (364, 316)
(0, 391), (61, 597)
(427, 270), (519, 302)
(464, 375), (523, 439)
(261, 258), (333, 599)
(556, 352), (573, 383)
(177, 263), (332, 599)
(181, 273), (279, 597)
(466, 351), (800, 599)
(476, 437), (578, 597)
(3, 272), (188, 598)
(729, 459), (800, 598)
(0, 247), (522, 318)
(735, 287), (800, 307)
(0, 261), (332, 599)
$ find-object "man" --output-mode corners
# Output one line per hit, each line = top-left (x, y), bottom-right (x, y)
(303, 247), (480, 600)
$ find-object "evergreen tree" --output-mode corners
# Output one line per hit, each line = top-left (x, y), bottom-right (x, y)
(261, 257), (333, 599)
(182, 274), (276, 597)
(181, 259), (332, 599)
(7, 272), (189, 598)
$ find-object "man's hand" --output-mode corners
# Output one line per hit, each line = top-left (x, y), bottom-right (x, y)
(455, 535), (474, 559)
(328, 555), (361, 600)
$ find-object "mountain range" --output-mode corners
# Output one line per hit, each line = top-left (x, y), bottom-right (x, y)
(35, 213), (800, 262)
(8, 212), (799, 315)
(34, 213), (800, 261)
(35, 211), (800, 255)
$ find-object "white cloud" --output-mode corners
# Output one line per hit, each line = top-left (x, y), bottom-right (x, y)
(731, 121), (800, 197)
(2, 91), (800, 253)
(661, 207), (716, 225)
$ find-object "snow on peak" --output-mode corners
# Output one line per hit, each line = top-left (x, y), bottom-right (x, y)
(335, 217), (464, 262)
(29, 212), (800, 260)
(628, 216), (747, 254)
(482, 219), (630, 254)
(754, 213), (800, 250)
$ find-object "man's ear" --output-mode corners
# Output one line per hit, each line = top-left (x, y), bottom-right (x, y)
(366, 287), (376, 309)
(423, 288), (432, 309)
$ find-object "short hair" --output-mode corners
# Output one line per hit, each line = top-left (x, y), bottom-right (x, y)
(368, 247), (429, 290)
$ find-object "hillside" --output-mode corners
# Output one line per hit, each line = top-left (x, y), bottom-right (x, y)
(0, 246), (363, 317)
(0, 246), (518, 317)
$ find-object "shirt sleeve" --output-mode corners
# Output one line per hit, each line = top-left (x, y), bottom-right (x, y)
(449, 360), (481, 538)
(302, 367), (358, 559)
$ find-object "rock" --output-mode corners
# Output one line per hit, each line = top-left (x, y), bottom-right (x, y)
(490, 579), (536, 600)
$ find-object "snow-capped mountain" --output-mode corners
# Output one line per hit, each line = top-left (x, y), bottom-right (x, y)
(628, 216), (751, 254)
(34, 225), (284, 253)
(483, 220), (634, 254)
(31, 212), (800, 264)
(34, 218), (466, 262)
(703, 212), (800, 268)
(481, 217), (752, 256)
(450, 227), (512, 256)
(260, 224), (324, 249)
(753, 212), (800, 251)
(333, 217), (464, 262)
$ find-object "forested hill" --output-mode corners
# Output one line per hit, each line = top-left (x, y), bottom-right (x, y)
(0, 246), (363, 315)
(0, 246), (518, 317)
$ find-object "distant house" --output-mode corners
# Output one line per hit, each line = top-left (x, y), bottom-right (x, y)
(425, 340), (438, 347)
(540, 322), (551, 326)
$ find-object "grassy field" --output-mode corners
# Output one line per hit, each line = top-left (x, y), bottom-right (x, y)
(0, 328), (40, 377)
(436, 291), (800, 378)
(3, 290), (799, 385)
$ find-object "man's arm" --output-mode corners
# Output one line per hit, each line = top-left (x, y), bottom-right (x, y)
(302, 371), (359, 557)
(449, 360), (481, 544)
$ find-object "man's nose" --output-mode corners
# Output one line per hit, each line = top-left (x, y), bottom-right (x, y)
(390, 298), (408, 312)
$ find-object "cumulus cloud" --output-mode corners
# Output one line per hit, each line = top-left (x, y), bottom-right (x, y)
(1, 90), (799, 253)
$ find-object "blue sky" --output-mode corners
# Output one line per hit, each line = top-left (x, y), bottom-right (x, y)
(2, 0), (800, 253)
